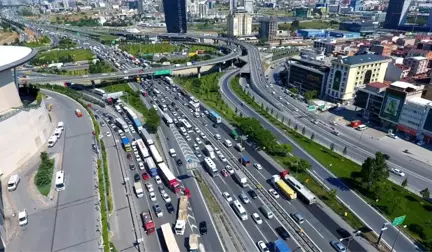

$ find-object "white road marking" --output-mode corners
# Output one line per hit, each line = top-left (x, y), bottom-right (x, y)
(306, 220), (324, 238)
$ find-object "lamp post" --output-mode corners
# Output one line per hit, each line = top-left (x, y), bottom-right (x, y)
(390, 225), (407, 252)
(340, 236), (353, 251)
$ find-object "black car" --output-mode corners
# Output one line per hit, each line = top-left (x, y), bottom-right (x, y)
(249, 190), (258, 199)
(134, 173), (140, 182)
(383, 154), (390, 160)
(166, 202), (175, 214)
(336, 228), (352, 239)
(171, 102), (176, 107)
(275, 226), (290, 240)
(129, 164), (136, 170)
(213, 123), (218, 128)
(199, 221), (207, 235)
(177, 159), (183, 166)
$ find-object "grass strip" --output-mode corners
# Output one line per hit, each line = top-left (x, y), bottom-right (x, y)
(193, 171), (221, 214)
(34, 152), (55, 196)
(100, 141), (113, 213)
(97, 159), (110, 252)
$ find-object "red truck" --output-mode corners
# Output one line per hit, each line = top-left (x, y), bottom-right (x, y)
(141, 211), (155, 235)
(350, 120), (361, 128)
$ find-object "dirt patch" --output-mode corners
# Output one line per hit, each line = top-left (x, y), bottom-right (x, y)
(0, 32), (18, 44)
(24, 28), (35, 38)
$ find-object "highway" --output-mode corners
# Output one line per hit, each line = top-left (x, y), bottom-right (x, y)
(220, 71), (418, 252)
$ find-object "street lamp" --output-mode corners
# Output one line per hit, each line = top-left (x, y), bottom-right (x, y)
(340, 236), (353, 251)
(390, 225), (407, 252)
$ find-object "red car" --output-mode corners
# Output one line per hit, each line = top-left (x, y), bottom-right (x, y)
(142, 172), (150, 180)
(221, 169), (229, 177)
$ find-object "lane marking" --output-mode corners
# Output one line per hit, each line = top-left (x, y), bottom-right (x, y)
(306, 220), (324, 239)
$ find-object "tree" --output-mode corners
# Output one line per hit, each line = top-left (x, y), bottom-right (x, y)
(146, 108), (160, 133)
(358, 152), (390, 191)
(281, 117), (285, 123)
(330, 143), (335, 152)
(261, 102), (264, 110)
(304, 90), (318, 101)
(270, 107), (274, 114)
(401, 178), (408, 188)
(302, 126), (306, 135)
(297, 159), (312, 173)
(192, 79), (202, 89)
(388, 195), (406, 215)
(289, 87), (298, 94)
(310, 133), (315, 141)
(372, 182), (393, 200)
(159, 57), (168, 62)
(343, 146), (347, 156)
(290, 20), (300, 31)
(420, 188), (430, 199)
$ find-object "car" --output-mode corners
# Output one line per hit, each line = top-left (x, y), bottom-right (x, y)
(215, 148), (221, 155)
(18, 209), (28, 226)
(166, 202), (175, 214)
(222, 192), (233, 203)
(239, 193), (250, 204)
(129, 164), (136, 170)
(149, 192), (157, 201)
(204, 110), (209, 115)
(199, 132), (205, 137)
(330, 240), (347, 252)
(153, 204), (163, 217)
(219, 154), (227, 163)
(291, 212), (305, 224)
(106, 132), (111, 137)
(225, 165), (234, 174)
(221, 169), (229, 177)
(275, 226), (290, 240)
(252, 213), (262, 224)
(162, 193), (171, 203)
(214, 134), (221, 140)
(249, 190), (258, 199)
(134, 151), (139, 156)
(253, 163), (263, 170)
(269, 189), (280, 199)
(145, 183), (154, 192)
(155, 175), (162, 184)
(194, 127), (201, 133)
(142, 172), (150, 180)
(195, 150), (202, 157)
(177, 159), (183, 166)
(134, 173), (140, 182)
(336, 228), (352, 240)
(390, 168), (405, 177)
(139, 162), (144, 170)
(330, 121), (337, 126)
(417, 140), (425, 146)
(199, 221), (208, 235)
(332, 131), (341, 136)
(193, 144), (200, 151)
(195, 137), (202, 145)
(257, 241), (269, 252)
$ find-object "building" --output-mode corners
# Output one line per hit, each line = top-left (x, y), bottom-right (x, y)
(370, 43), (393, 56)
(230, 0), (236, 11)
(259, 16), (277, 41)
(243, 0), (253, 13)
(395, 37), (416, 47)
(397, 97), (432, 141)
(379, 81), (424, 127)
(327, 30), (361, 38)
(293, 6), (310, 18)
(403, 56), (428, 75)
(385, 63), (411, 81)
(227, 10), (252, 37)
(62, 0), (69, 9)
(163, 0), (187, 33)
(325, 54), (391, 103)
(339, 21), (375, 33)
(350, 0), (363, 11)
(286, 57), (331, 98)
(198, 1), (208, 18)
(354, 82), (390, 124)
(383, 0), (412, 29)
(137, 0), (144, 13)
(313, 39), (342, 55)
(297, 29), (326, 38)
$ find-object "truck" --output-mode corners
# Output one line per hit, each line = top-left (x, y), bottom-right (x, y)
(134, 182), (144, 198)
(121, 137), (132, 152)
(186, 62), (192, 66)
(234, 170), (248, 187)
(274, 239), (291, 252)
(144, 157), (158, 177)
(204, 145), (215, 159)
(240, 156), (250, 166)
(189, 234), (199, 252)
(230, 130), (239, 140)
(175, 196), (189, 235)
(350, 120), (361, 128)
(141, 211), (155, 235)
(234, 143), (245, 152)
(271, 175), (297, 200)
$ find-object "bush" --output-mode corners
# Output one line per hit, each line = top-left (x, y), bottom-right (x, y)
(408, 224), (427, 240)
(35, 151), (55, 196)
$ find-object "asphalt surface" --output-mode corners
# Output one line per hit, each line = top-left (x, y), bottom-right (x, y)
(220, 71), (418, 252)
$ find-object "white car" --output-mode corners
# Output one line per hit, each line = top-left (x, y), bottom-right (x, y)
(215, 134), (221, 140)
(146, 183), (154, 192)
(139, 162), (145, 170)
(149, 192), (157, 202)
(106, 132), (111, 137)
(269, 189), (280, 199)
(18, 209), (28, 226)
(223, 192), (233, 203)
(215, 148), (221, 155)
(225, 165), (234, 174)
(219, 154), (227, 163)
(391, 168), (406, 177)
(136, 157), (142, 162)
(99, 134), (103, 140)
(195, 137), (202, 145)
(200, 132), (205, 137)
(193, 143), (199, 151)
(252, 213), (262, 224)
(253, 163), (263, 170)
(186, 135), (192, 141)
(162, 193), (171, 203)
(195, 127), (201, 133)
(257, 241), (269, 252)
(134, 151), (139, 156)
(155, 175), (162, 184)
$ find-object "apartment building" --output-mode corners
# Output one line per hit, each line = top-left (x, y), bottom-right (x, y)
(403, 56), (429, 75)
(398, 97), (432, 140)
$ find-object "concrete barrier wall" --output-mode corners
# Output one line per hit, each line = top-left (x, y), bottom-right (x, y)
(172, 65), (214, 76)
(0, 100), (53, 177)
(0, 71), (23, 114)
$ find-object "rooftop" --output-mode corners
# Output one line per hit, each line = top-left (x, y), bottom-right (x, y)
(0, 46), (37, 72)
(337, 54), (389, 65)
(409, 56), (427, 61)
(368, 81), (391, 89)
(407, 96), (432, 106)
(391, 81), (423, 90)
(395, 64), (411, 70)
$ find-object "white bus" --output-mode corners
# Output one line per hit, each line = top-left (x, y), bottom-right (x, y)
(149, 145), (163, 164)
(136, 139), (150, 158)
(204, 157), (217, 177)
(284, 175), (317, 205)
(179, 119), (192, 130)
(162, 113), (173, 125)
(161, 223), (181, 252)
(232, 200), (248, 221)
(55, 170), (66, 191)
(93, 88), (106, 96)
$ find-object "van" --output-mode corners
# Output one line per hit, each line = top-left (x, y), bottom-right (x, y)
(56, 121), (64, 131)
(54, 128), (62, 139)
(259, 205), (274, 219)
(169, 148), (176, 157)
(356, 124), (367, 131)
(48, 136), (57, 147)
(224, 139), (232, 147)
(8, 174), (20, 191)
(234, 143), (245, 152)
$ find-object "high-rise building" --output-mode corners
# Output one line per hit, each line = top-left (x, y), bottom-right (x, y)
(62, 0), (69, 9)
(244, 0), (253, 13)
(198, 1), (208, 18)
(163, 0), (187, 33)
(383, 0), (412, 29)
(227, 10), (252, 37)
(137, 0), (144, 13)
(259, 16), (277, 41)
(230, 0), (236, 11)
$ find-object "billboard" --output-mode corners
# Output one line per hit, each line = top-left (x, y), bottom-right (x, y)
(379, 90), (406, 123)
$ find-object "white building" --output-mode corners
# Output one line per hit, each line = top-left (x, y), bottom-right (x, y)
(198, 1), (208, 18)
(62, 0), (69, 9)
(227, 10), (252, 37)
(398, 97), (432, 140)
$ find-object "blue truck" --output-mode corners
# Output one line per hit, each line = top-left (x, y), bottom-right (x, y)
(121, 137), (132, 152)
(274, 239), (291, 252)
(240, 156), (250, 166)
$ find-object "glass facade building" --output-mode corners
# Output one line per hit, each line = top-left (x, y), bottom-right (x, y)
(163, 0), (187, 33)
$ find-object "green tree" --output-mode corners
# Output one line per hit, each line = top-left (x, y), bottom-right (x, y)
(304, 90), (318, 101)
(372, 181), (393, 200)
(358, 152), (390, 191)
(388, 195), (406, 215)
(297, 159), (311, 173)
(159, 57), (168, 62)
(330, 143), (335, 152)
(420, 188), (430, 199)
(401, 178), (408, 188)
(146, 108), (160, 133)
(290, 20), (300, 31)
(288, 119), (292, 126)
(289, 87), (298, 94)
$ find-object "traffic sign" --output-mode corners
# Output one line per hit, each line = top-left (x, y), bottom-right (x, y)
(307, 105), (316, 111)
(392, 215), (406, 226)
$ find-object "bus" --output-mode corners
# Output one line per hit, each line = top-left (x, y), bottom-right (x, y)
(124, 106), (142, 130)
(149, 145), (163, 164)
(162, 113), (173, 125)
(284, 175), (316, 205)
(161, 223), (181, 252)
(179, 119), (192, 130)
(209, 110), (222, 124)
(204, 157), (217, 176)
(158, 162), (181, 193)
(153, 88), (161, 94)
(115, 118), (129, 132)
(140, 129), (154, 146)
(136, 139), (150, 158)
(93, 88), (106, 96)
(55, 170), (66, 191)
(232, 200), (248, 221)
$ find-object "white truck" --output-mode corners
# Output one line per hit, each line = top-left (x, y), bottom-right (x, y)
(234, 170), (248, 187)
(134, 182), (144, 198)
(204, 145), (215, 159)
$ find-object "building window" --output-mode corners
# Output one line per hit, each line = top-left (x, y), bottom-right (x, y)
(332, 70), (342, 91)
(364, 70), (372, 84)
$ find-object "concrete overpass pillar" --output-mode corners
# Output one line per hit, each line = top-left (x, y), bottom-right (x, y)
(13, 67), (18, 88)
(231, 60), (234, 67)
(200, 38), (204, 43)
(197, 66), (201, 78)
(218, 64), (222, 72)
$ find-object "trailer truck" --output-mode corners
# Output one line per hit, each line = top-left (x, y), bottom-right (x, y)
(141, 211), (155, 235)
(175, 196), (189, 235)
(234, 170), (248, 187)
(274, 239), (291, 252)
(204, 145), (215, 159)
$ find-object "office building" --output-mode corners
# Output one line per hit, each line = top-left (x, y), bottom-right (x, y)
(397, 96), (432, 140)
(383, 0), (412, 29)
(403, 56), (429, 75)
(294, 6), (310, 18)
(385, 63), (411, 81)
(230, 0), (236, 11)
(163, 0), (187, 33)
(259, 16), (277, 41)
(339, 21), (374, 33)
(227, 10), (252, 37)
(313, 39), (342, 55)
(138, 0), (144, 13)
(370, 43), (394, 56)
(62, 0), (69, 9)
(354, 82), (390, 124)
(350, 0), (363, 11)
(198, 1), (208, 18)
(325, 54), (390, 102)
